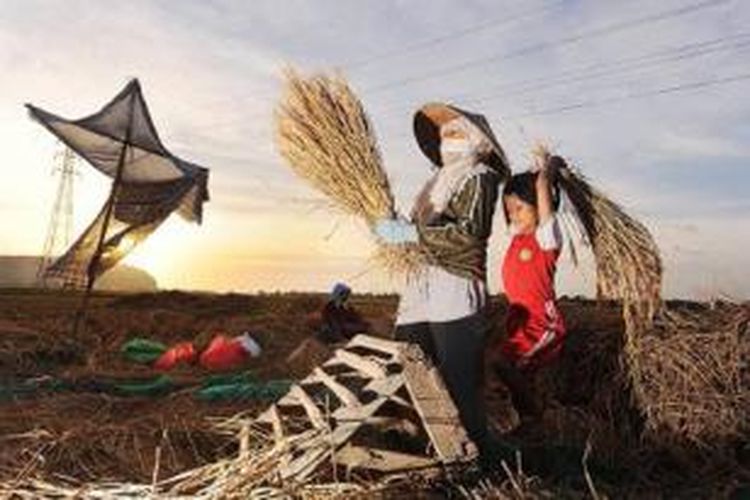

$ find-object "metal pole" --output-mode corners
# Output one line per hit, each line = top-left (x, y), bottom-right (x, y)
(72, 92), (135, 336)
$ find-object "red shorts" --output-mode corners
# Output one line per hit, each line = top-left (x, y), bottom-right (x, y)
(501, 303), (565, 369)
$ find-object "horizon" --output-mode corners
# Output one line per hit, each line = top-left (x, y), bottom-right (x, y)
(1, 0), (749, 300)
(2, 252), (747, 302)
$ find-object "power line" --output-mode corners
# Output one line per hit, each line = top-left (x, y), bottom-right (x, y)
(459, 36), (750, 106)
(179, 9), (746, 164)
(188, 1), (730, 136)
(510, 71), (750, 118)
(371, 32), (750, 115)
(343, 1), (566, 70)
(363, 0), (729, 95)
(368, 64), (750, 146)
(152, 0), (731, 137)
(199, 0), (733, 140)
(455, 33), (750, 102)
(194, 2), (565, 109)
(189, 37), (749, 161)
(188, 41), (750, 165)
(175, 0), (682, 114)
(199, 72), (750, 208)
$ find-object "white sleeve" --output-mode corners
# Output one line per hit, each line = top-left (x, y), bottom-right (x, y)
(535, 215), (562, 251)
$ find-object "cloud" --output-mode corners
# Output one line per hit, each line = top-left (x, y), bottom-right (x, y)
(1, 0), (748, 296)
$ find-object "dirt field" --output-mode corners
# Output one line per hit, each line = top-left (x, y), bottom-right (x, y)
(0, 289), (747, 497)
(0, 289), (400, 485)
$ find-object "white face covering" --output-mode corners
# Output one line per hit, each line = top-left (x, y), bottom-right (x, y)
(428, 117), (492, 214)
(440, 137), (471, 157)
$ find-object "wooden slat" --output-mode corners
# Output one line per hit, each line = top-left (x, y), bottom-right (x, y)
(400, 346), (476, 461)
(280, 445), (329, 481)
(239, 422), (250, 459)
(347, 334), (401, 357)
(311, 367), (359, 407)
(388, 394), (412, 409)
(331, 374), (404, 423)
(255, 391), (300, 424)
(326, 348), (387, 379)
(280, 374), (405, 481)
(258, 336), (478, 482)
(255, 408), (274, 425)
(268, 404), (284, 443)
(335, 445), (436, 472)
(263, 389), (300, 409)
(360, 416), (421, 437)
(271, 404), (292, 470)
(290, 385), (325, 429)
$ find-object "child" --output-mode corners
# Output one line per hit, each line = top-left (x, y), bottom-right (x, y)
(496, 151), (567, 419)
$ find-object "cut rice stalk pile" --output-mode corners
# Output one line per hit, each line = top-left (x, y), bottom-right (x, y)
(634, 305), (749, 449)
(275, 68), (425, 275)
(541, 143), (749, 450)
(555, 165), (662, 335)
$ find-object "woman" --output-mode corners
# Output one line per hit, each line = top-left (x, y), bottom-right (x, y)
(374, 103), (509, 453)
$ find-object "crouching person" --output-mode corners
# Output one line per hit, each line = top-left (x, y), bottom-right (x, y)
(316, 282), (371, 344)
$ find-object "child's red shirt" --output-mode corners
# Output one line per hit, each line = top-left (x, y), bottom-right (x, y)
(501, 216), (566, 367)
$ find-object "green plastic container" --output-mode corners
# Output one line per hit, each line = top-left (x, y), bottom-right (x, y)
(120, 338), (168, 364)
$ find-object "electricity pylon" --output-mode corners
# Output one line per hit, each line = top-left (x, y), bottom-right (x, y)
(37, 146), (78, 287)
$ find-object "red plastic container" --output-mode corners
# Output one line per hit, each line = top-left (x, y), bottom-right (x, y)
(199, 335), (249, 371)
(153, 341), (197, 370)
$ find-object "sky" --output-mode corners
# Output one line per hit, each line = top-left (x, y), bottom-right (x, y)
(0, 0), (748, 299)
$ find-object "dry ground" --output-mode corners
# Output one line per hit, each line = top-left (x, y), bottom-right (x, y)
(0, 289), (747, 497)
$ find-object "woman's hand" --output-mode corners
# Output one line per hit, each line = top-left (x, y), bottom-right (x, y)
(373, 218), (418, 244)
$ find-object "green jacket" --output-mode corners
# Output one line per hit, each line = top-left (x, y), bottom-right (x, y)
(415, 170), (501, 281)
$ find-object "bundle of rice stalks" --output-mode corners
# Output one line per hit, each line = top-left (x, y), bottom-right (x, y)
(551, 164), (662, 335)
(538, 145), (750, 450)
(634, 305), (749, 450)
(275, 68), (425, 275)
(532, 148), (664, 395)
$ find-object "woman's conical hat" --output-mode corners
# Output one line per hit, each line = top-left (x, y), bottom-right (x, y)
(413, 102), (510, 179)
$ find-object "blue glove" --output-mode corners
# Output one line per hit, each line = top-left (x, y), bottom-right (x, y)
(373, 218), (418, 244)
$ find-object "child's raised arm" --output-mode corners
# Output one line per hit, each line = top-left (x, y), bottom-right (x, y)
(534, 153), (555, 224)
